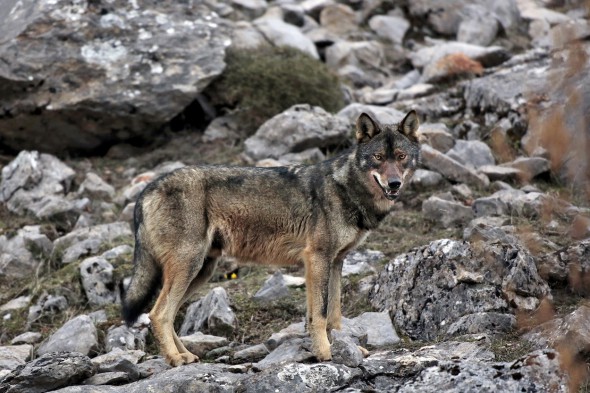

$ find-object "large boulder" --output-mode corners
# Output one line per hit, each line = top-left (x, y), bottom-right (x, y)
(370, 239), (551, 340)
(244, 104), (351, 161)
(0, 0), (229, 153)
(0, 225), (53, 279)
(0, 151), (77, 219)
(37, 315), (99, 357)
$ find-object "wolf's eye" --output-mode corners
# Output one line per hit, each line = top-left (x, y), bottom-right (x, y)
(373, 154), (383, 161)
(397, 153), (407, 160)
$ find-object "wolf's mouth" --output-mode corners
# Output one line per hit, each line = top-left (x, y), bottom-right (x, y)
(373, 174), (399, 201)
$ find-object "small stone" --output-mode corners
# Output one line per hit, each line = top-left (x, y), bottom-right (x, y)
(266, 321), (306, 350)
(37, 315), (99, 356)
(446, 140), (495, 169)
(253, 271), (289, 302)
(10, 332), (42, 345)
(342, 250), (383, 277)
(368, 14), (410, 45)
(0, 296), (31, 312)
(0, 345), (32, 371)
(409, 169), (445, 191)
(422, 196), (474, 228)
(420, 123), (455, 153)
(348, 312), (400, 347)
(282, 275), (306, 287)
(179, 332), (229, 358)
(78, 172), (116, 200)
(233, 343), (270, 363)
(330, 330), (363, 367)
(180, 287), (236, 337)
(83, 371), (129, 386)
(80, 257), (117, 306)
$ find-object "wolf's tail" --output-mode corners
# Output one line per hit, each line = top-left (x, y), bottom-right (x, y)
(121, 204), (161, 325)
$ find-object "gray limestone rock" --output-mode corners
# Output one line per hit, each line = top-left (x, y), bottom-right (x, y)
(421, 144), (489, 188)
(179, 287), (236, 337)
(541, 239), (590, 284)
(253, 11), (318, 59)
(10, 332), (42, 345)
(0, 0), (229, 153)
(0, 296), (31, 312)
(422, 196), (474, 228)
(91, 349), (144, 382)
(232, 343), (270, 363)
(330, 331), (363, 367)
(253, 338), (315, 370)
(53, 222), (132, 265)
(342, 250), (383, 277)
(0, 351), (96, 393)
(27, 294), (69, 326)
(0, 225), (53, 279)
(0, 345), (32, 371)
(408, 0), (520, 36)
(472, 195), (510, 217)
(419, 123), (455, 153)
(325, 41), (386, 86)
(253, 271), (289, 302)
(337, 104), (406, 125)
(179, 333), (229, 358)
(409, 169), (446, 191)
(501, 156), (551, 180)
(105, 325), (147, 353)
(37, 315), (99, 357)
(370, 239), (551, 340)
(410, 42), (510, 69)
(345, 312), (401, 347)
(446, 312), (516, 336)
(368, 15), (410, 45)
(524, 304), (590, 356)
(244, 104), (350, 161)
(82, 372), (129, 386)
(0, 151), (75, 214)
(266, 321), (307, 350)
(479, 165), (523, 182)
(446, 140), (496, 169)
(457, 5), (499, 46)
(80, 257), (117, 307)
(78, 173), (116, 201)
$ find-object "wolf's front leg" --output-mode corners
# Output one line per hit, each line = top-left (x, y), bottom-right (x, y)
(326, 257), (344, 332)
(304, 249), (332, 361)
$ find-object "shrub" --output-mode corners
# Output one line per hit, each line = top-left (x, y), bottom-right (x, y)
(210, 45), (345, 135)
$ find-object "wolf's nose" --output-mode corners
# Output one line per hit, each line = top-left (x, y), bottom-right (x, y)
(388, 179), (401, 191)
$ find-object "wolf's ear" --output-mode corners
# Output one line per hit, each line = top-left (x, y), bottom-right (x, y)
(356, 113), (381, 143)
(400, 110), (419, 142)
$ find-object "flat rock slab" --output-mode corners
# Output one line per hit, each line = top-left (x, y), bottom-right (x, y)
(0, 0), (229, 153)
(0, 345), (32, 371)
(244, 104), (350, 161)
(37, 315), (98, 357)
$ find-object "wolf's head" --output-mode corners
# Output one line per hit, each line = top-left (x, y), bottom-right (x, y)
(354, 110), (421, 204)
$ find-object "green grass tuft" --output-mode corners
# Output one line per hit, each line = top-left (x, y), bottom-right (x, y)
(210, 45), (345, 135)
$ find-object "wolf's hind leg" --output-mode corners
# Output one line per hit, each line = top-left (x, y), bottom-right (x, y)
(172, 255), (220, 356)
(149, 248), (207, 367)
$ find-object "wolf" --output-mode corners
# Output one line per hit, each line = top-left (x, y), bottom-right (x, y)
(122, 110), (421, 366)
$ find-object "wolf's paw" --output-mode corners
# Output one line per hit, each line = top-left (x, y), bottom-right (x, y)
(357, 345), (370, 358)
(313, 342), (332, 362)
(167, 352), (199, 367)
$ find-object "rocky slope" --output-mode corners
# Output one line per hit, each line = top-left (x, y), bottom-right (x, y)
(1, 0), (589, 392)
